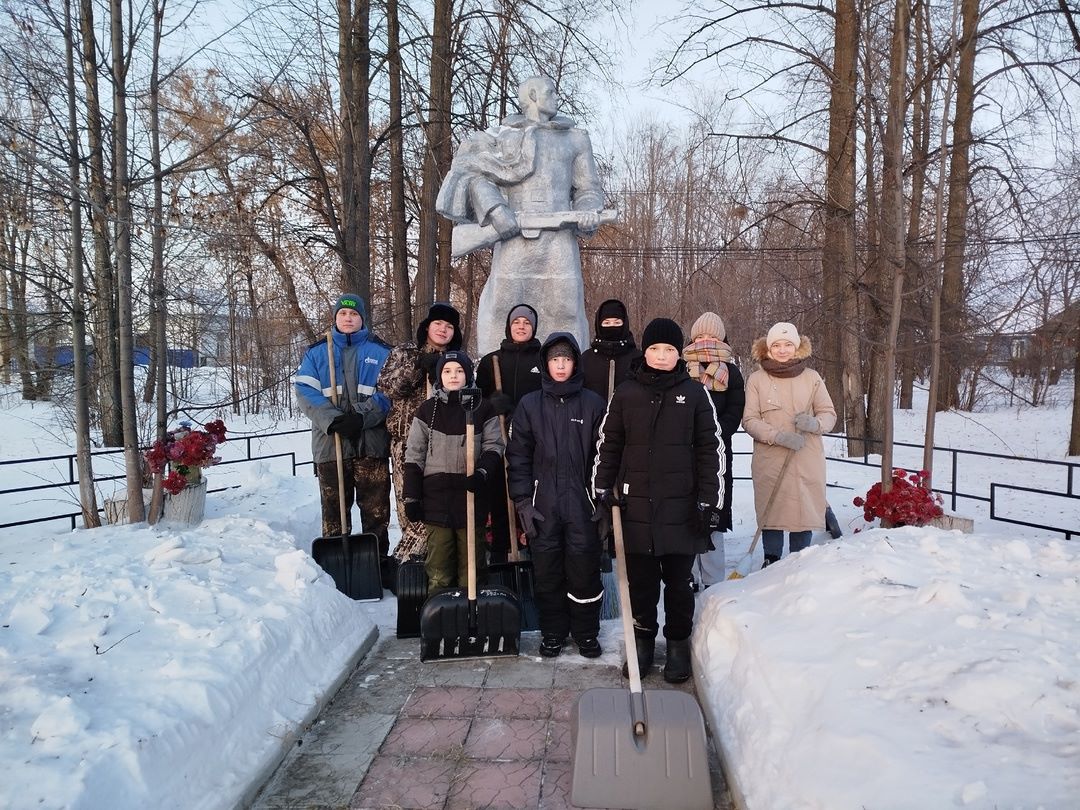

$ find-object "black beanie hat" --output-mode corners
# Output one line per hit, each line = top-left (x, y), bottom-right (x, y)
(416, 302), (463, 350)
(595, 298), (630, 340)
(641, 318), (684, 352)
(435, 350), (474, 387)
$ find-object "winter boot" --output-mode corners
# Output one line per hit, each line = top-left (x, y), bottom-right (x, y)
(761, 554), (780, 569)
(539, 635), (565, 658)
(574, 637), (602, 659)
(621, 636), (655, 678)
(664, 638), (692, 684)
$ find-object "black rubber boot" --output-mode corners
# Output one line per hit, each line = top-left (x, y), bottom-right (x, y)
(621, 636), (655, 678)
(539, 635), (565, 657)
(664, 638), (692, 684)
(761, 554), (780, 569)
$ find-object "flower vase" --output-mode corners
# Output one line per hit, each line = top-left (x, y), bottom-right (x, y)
(164, 477), (208, 525)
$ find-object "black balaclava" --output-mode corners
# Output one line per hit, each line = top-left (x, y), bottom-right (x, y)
(595, 298), (631, 341)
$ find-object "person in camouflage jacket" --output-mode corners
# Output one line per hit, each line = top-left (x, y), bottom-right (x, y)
(378, 302), (462, 560)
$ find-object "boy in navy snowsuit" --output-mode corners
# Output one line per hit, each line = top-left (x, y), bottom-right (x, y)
(506, 333), (607, 658)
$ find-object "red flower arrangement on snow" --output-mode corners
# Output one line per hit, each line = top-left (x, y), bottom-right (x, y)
(144, 420), (227, 495)
(853, 468), (944, 527)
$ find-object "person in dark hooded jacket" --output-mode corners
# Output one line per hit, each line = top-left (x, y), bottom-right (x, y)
(580, 298), (641, 402)
(475, 304), (543, 563)
(378, 302), (463, 561)
(592, 318), (724, 684)
(506, 333), (607, 659)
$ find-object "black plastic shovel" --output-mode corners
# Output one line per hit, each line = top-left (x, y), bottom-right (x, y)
(485, 355), (540, 631)
(570, 505), (713, 809)
(311, 330), (381, 601)
(419, 388), (520, 661)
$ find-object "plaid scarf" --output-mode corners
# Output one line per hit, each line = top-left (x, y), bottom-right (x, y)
(682, 338), (732, 391)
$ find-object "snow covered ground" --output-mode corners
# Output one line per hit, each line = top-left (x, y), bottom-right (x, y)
(1, 376), (1078, 809)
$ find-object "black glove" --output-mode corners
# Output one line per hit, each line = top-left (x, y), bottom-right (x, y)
(489, 391), (514, 416)
(591, 502), (612, 544)
(418, 351), (440, 382)
(464, 470), (487, 492)
(404, 500), (424, 522)
(329, 412), (365, 439)
(596, 488), (626, 511)
(697, 503), (719, 536)
(514, 499), (545, 540)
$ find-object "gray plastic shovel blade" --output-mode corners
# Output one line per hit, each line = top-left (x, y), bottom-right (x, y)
(571, 687), (712, 810)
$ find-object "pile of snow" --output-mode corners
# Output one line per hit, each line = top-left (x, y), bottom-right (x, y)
(0, 505), (374, 810)
(694, 528), (1080, 809)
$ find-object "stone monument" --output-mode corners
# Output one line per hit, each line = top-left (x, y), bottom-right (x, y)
(437, 76), (615, 354)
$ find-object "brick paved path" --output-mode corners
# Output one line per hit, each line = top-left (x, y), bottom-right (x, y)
(251, 633), (733, 810)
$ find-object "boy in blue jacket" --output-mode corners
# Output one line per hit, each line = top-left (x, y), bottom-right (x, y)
(294, 294), (392, 558)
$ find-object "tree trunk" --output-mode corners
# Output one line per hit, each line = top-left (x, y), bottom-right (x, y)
(79, 0), (122, 446)
(337, 0), (372, 304)
(901, 0), (932, 410)
(64, 0), (100, 527)
(823, 0), (858, 431)
(923, 0), (962, 477)
(878, 0), (911, 487)
(417, 0), (452, 319)
(1069, 315), (1080, 455)
(937, 0), (979, 412)
(145, 0), (169, 523)
(110, 0), (145, 522)
(386, 0), (412, 342)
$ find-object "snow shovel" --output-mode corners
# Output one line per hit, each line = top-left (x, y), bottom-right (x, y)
(825, 504), (843, 538)
(484, 355), (540, 631)
(419, 388), (521, 661)
(311, 330), (382, 601)
(728, 447), (796, 580)
(570, 505), (712, 810)
(599, 357), (621, 620)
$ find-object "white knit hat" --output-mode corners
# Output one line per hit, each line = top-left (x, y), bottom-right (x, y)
(690, 312), (726, 341)
(766, 321), (800, 347)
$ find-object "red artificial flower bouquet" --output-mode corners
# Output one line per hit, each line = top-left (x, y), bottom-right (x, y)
(144, 420), (227, 495)
(853, 468), (944, 528)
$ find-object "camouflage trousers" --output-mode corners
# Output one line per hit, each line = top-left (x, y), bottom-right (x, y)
(390, 437), (428, 561)
(316, 456), (391, 557)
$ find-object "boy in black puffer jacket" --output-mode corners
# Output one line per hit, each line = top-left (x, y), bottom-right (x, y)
(402, 352), (504, 590)
(592, 318), (724, 683)
(506, 333), (607, 659)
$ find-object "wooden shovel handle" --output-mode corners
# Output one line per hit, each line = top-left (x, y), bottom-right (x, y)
(612, 505), (646, 735)
(326, 331), (348, 535)
(491, 355), (521, 561)
(466, 414), (477, 602)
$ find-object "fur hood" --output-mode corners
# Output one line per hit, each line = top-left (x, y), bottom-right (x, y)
(751, 335), (813, 363)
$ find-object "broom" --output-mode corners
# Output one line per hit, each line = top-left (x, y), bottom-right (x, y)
(729, 381), (820, 579)
(728, 448), (795, 579)
(599, 358), (621, 619)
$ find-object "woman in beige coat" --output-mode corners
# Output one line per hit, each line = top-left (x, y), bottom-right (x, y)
(742, 322), (837, 567)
